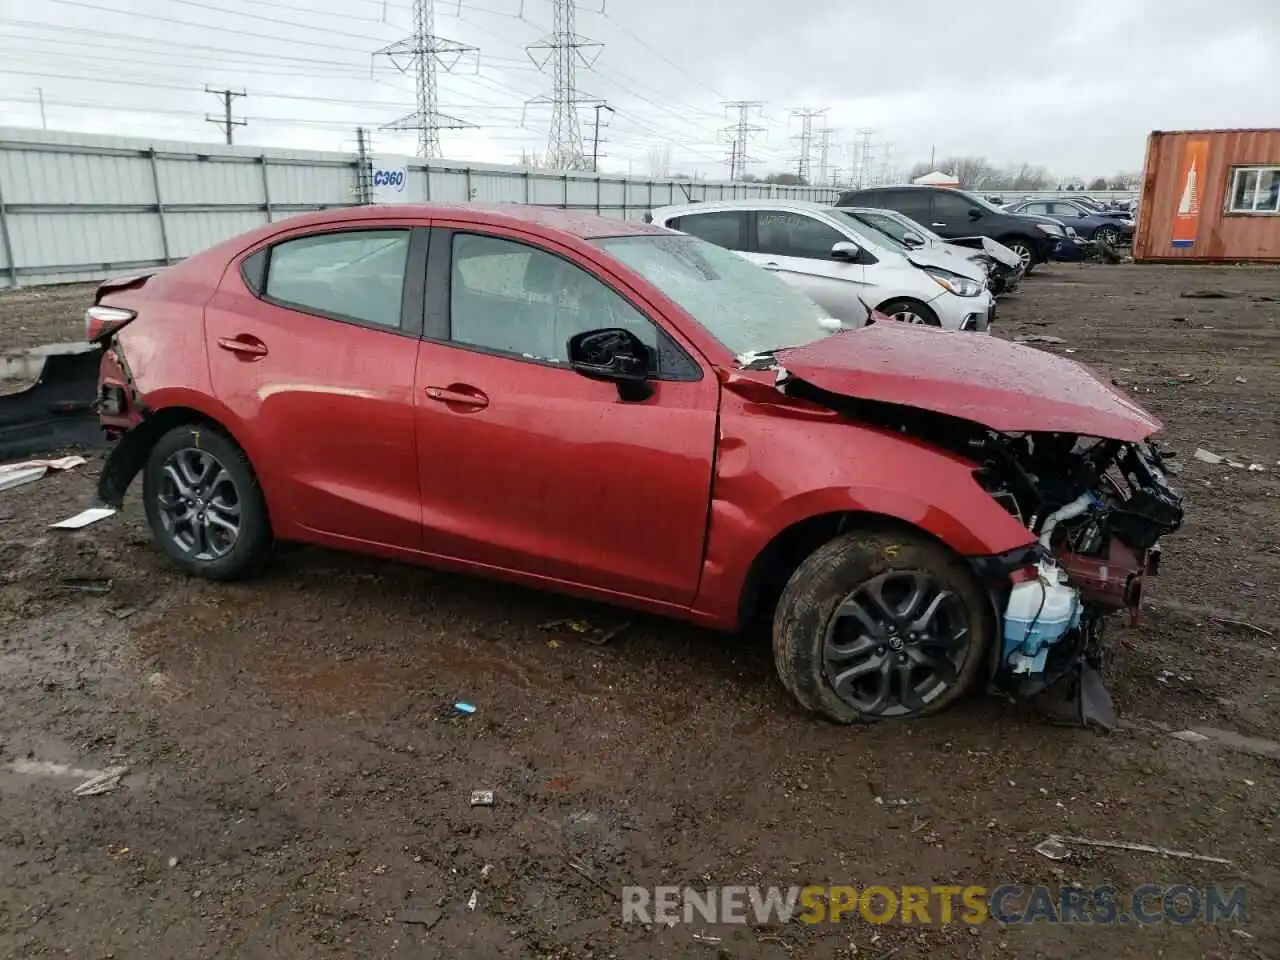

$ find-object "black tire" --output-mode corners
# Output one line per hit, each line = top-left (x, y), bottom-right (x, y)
(1094, 225), (1119, 247)
(772, 528), (993, 724)
(875, 298), (940, 326)
(142, 423), (272, 581)
(1002, 238), (1038, 275)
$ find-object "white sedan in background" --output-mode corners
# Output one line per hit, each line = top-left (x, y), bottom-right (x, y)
(645, 199), (996, 331)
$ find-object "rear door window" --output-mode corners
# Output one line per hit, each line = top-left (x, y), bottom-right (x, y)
(885, 189), (932, 221)
(668, 210), (748, 251)
(265, 230), (410, 329)
(754, 211), (845, 259)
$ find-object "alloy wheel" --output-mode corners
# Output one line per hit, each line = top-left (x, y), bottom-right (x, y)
(1095, 226), (1119, 247)
(821, 569), (971, 717)
(1009, 242), (1034, 269)
(889, 309), (928, 324)
(155, 447), (242, 561)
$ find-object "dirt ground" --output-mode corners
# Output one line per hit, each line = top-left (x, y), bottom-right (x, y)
(0, 263), (1278, 959)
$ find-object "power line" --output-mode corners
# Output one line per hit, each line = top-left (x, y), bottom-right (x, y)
(376, 0), (479, 158)
(526, 0), (601, 170)
(204, 86), (246, 144)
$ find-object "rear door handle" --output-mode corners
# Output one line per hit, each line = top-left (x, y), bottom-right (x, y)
(424, 385), (489, 410)
(931, 222), (947, 228)
(217, 335), (268, 357)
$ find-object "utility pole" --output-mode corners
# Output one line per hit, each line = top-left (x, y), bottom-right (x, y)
(719, 100), (764, 181)
(35, 87), (46, 130)
(205, 86), (246, 144)
(790, 108), (827, 183)
(355, 127), (374, 204)
(376, 0), (478, 158)
(587, 102), (614, 172)
(527, 0), (602, 171)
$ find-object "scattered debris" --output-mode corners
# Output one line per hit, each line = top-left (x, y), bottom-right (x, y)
(467, 890), (479, 911)
(1012, 335), (1066, 344)
(1169, 316), (1187, 323)
(480, 863), (493, 879)
(453, 702), (477, 715)
(1048, 834), (1231, 865)
(72, 765), (129, 797)
(1180, 289), (1234, 299)
(50, 506), (117, 530)
(0, 455), (87, 493)
(1232, 929), (1256, 940)
(692, 933), (722, 944)
(168, 856), (179, 868)
(1235, 376), (1248, 384)
(1208, 616), (1274, 638)
(395, 905), (443, 928)
(1248, 463), (1265, 472)
(1226, 459), (1245, 469)
(1034, 838), (1071, 861)
(538, 618), (632, 646)
(470, 790), (494, 807)
(1064, 348), (1077, 354)
(566, 858), (619, 900)
(1193, 448), (1225, 465)
(59, 576), (113, 595)
(1171, 730), (1210, 743)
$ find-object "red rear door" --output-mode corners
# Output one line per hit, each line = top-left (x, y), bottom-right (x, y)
(206, 223), (429, 553)
(412, 225), (718, 605)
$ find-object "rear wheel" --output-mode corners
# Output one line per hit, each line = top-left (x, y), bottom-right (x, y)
(875, 298), (940, 327)
(142, 424), (272, 580)
(772, 529), (992, 723)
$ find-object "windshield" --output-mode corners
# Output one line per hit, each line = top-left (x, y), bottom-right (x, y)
(592, 233), (843, 357)
(831, 209), (925, 250)
(963, 190), (1011, 215)
(827, 210), (911, 252)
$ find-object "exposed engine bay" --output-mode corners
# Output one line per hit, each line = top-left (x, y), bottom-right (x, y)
(772, 367), (1185, 725)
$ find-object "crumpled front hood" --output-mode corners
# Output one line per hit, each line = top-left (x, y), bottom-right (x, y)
(902, 246), (986, 282)
(773, 322), (1162, 441)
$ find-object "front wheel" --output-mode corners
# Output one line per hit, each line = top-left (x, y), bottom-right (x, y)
(772, 529), (992, 723)
(142, 424), (273, 580)
(1004, 239), (1037, 275)
(1094, 225), (1120, 247)
(875, 298), (940, 326)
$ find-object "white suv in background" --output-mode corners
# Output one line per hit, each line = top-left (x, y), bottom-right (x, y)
(645, 199), (995, 331)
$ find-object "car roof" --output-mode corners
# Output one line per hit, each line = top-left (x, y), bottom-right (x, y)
(648, 197), (841, 219)
(259, 202), (669, 240)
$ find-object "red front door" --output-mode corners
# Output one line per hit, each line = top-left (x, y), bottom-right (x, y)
(206, 224), (425, 553)
(412, 227), (719, 606)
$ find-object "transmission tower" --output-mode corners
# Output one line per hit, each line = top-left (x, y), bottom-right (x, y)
(790, 108), (827, 183)
(720, 101), (765, 180)
(375, 0), (478, 158)
(878, 141), (895, 186)
(852, 128), (876, 188)
(527, 0), (602, 171)
(816, 127), (836, 185)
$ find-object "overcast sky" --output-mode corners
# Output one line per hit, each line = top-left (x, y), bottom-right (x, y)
(0, 0), (1276, 182)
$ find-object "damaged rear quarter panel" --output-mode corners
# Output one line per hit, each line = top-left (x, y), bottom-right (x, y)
(690, 385), (1036, 628)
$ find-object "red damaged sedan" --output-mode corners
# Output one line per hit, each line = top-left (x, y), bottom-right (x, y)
(87, 204), (1183, 723)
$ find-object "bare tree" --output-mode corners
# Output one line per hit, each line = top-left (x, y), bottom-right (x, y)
(907, 160), (934, 181)
(647, 144), (672, 180)
(1005, 163), (1051, 190)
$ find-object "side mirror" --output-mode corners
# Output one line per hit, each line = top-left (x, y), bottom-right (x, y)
(967, 208), (983, 221)
(902, 234), (925, 248)
(567, 327), (654, 401)
(831, 241), (862, 261)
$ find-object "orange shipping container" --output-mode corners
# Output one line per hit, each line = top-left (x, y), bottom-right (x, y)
(1132, 128), (1280, 263)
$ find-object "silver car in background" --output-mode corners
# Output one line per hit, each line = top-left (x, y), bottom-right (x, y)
(645, 199), (996, 331)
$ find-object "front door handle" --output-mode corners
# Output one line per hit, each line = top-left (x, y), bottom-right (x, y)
(931, 222), (947, 228)
(424, 384), (489, 411)
(217, 335), (268, 358)
(762, 262), (781, 270)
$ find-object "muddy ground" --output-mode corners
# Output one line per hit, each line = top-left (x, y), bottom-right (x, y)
(0, 264), (1278, 959)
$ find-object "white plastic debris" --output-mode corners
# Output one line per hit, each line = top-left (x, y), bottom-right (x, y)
(0, 455), (87, 493)
(72, 765), (129, 797)
(467, 890), (479, 911)
(1034, 838), (1071, 861)
(470, 790), (494, 807)
(1171, 730), (1210, 743)
(1248, 464), (1264, 472)
(1193, 448), (1224, 464)
(50, 507), (117, 530)
(1235, 376), (1247, 384)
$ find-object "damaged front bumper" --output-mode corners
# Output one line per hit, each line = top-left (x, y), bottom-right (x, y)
(971, 439), (1184, 722)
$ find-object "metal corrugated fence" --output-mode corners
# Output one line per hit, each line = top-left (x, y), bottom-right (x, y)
(0, 127), (842, 289)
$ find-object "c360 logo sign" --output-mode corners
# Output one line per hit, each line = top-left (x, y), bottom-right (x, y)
(372, 168), (406, 192)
